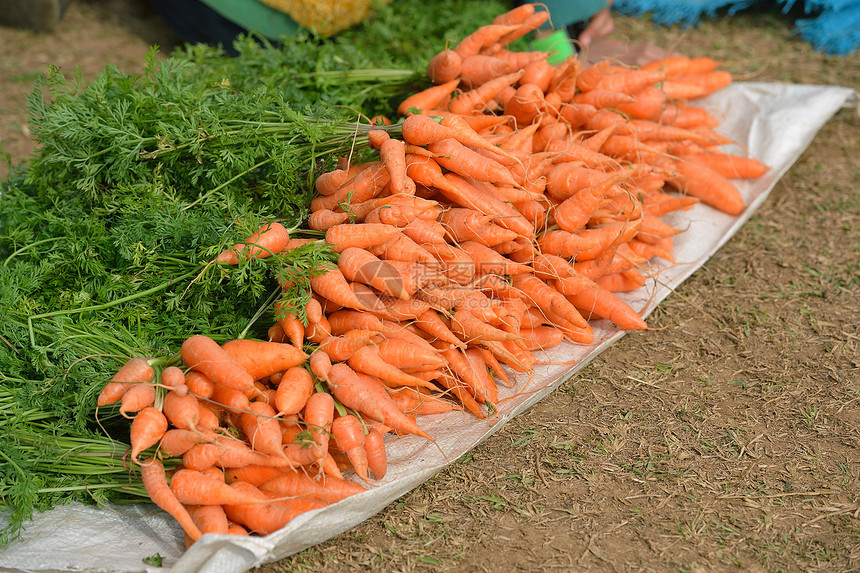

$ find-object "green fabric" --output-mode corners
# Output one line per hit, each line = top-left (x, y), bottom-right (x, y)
(199, 0), (300, 39)
(540, 0), (608, 29)
(532, 29), (576, 65)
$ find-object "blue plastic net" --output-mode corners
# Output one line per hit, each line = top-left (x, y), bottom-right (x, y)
(613, 0), (860, 55)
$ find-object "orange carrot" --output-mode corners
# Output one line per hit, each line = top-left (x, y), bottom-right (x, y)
(140, 458), (202, 541)
(660, 80), (709, 101)
(457, 54), (514, 89)
(671, 70), (733, 96)
(454, 24), (520, 58)
(377, 338), (446, 372)
(352, 373), (434, 440)
(325, 223), (401, 253)
(274, 367), (314, 416)
(260, 470), (367, 504)
(326, 363), (386, 423)
(554, 172), (628, 233)
(170, 469), (267, 506)
(519, 325), (565, 351)
(594, 68), (666, 95)
(162, 391), (204, 432)
(221, 339), (308, 381)
(315, 164), (368, 196)
(223, 482), (326, 535)
(503, 83), (546, 126)
(308, 351), (332, 382)
(379, 138), (413, 195)
(666, 159), (745, 215)
(181, 335), (255, 392)
(97, 357), (155, 407)
(427, 138), (517, 186)
(337, 247), (408, 300)
(447, 71), (525, 116)
(684, 153), (769, 179)
(311, 162), (390, 212)
(595, 268), (646, 292)
(300, 391), (335, 463)
(130, 407), (168, 463)
(642, 55), (718, 76)
(308, 267), (371, 312)
(188, 504), (230, 535)
(426, 51), (464, 85)
(159, 428), (212, 457)
(118, 382), (156, 418)
(217, 222), (290, 265)
(239, 401), (285, 459)
(224, 464), (288, 487)
(576, 59), (613, 92)
(347, 346), (441, 391)
(308, 209), (351, 231)
(331, 415), (369, 480)
(567, 287), (648, 330)
(363, 428), (387, 480)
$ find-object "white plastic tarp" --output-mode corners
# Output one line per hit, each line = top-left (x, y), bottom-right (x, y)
(0, 81), (856, 573)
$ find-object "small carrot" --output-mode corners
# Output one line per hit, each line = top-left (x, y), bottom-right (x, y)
(315, 164), (369, 196)
(221, 339), (308, 381)
(181, 335), (255, 392)
(170, 468), (269, 506)
(140, 458), (202, 541)
(503, 83), (547, 126)
(260, 470), (367, 503)
(217, 222), (290, 265)
(337, 247), (408, 300)
(595, 268), (647, 292)
(379, 138), (414, 195)
(130, 407), (168, 463)
(576, 59), (613, 92)
(352, 373), (434, 440)
(308, 209), (351, 231)
(188, 504), (230, 536)
(97, 356), (155, 407)
(311, 162), (390, 212)
(567, 287), (648, 330)
(118, 383), (156, 418)
(274, 367), (314, 416)
(159, 428), (212, 458)
(162, 390), (205, 433)
(414, 309), (468, 349)
(519, 325), (565, 351)
(426, 51), (464, 85)
(224, 464), (288, 487)
(331, 415), (369, 480)
(453, 23), (520, 58)
(347, 345), (441, 391)
(325, 223), (401, 253)
(457, 54), (515, 89)
(376, 338), (446, 372)
(427, 137), (518, 187)
(363, 428), (388, 480)
(593, 68), (666, 95)
(239, 401), (286, 459)
(326, 363), (386, 424)
(223, 482), (326, 535)
(666, 159), (745, 215)
(684, 153), (769, 179)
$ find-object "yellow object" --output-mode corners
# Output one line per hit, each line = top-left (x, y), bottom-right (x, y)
(258, 0), (386, 35)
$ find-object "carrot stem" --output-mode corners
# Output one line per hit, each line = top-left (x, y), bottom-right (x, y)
(27, 267), (201, 346)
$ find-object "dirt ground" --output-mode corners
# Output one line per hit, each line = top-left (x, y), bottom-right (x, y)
(1, 2), (858, 572)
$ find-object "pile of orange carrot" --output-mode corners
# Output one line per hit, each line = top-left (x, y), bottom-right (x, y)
(95, 3), (770, 546)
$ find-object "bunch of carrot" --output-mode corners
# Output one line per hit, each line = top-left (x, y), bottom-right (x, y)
(94, 2), (770, 547)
